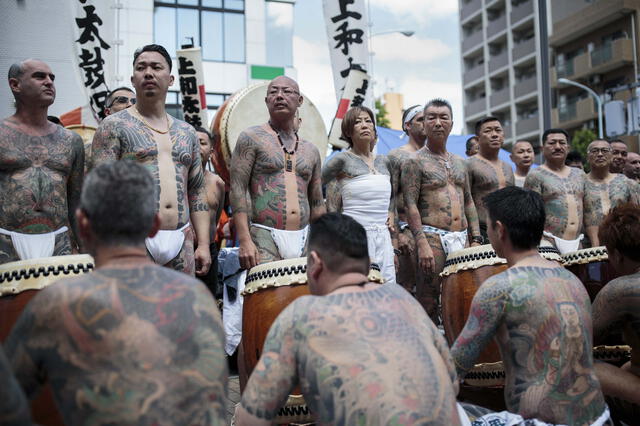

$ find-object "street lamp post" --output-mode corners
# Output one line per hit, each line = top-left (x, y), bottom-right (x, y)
(557, 78), (604, 139)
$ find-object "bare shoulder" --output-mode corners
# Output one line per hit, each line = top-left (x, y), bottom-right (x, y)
(299, 137), (322, 161)
(205, 171), (225, 190)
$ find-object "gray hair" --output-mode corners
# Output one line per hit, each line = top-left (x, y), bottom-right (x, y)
(81, 160), (157, 246)
(8, 62), (25, 80)
(424, 98), (453, 116)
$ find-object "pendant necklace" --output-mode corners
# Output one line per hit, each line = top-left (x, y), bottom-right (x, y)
(132, 107), (170, 134)
(426, 146), (451, 174)
(269, 122), (299, 172)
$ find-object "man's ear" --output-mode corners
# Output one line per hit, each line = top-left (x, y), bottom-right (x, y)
(308, 250), (322, 280)
(148, 213), (161, 239)
(76, 208), (92, 246)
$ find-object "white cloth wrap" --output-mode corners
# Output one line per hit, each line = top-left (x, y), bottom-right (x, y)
(342, 174), (396, 285)
(251, 223), (309, 259)
(543, 231), (584, 255)
(422, 224), (468, 256)
(145, 223), (190, 265)
(0, 226), (68, 260)
(457, 402), (609, 426)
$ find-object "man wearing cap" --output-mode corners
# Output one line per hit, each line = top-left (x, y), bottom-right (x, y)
(387, 105), (425, 292)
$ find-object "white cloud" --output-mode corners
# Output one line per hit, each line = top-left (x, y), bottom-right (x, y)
(267, 1), (293, 29)
(293, 35), (337, 128)
(369, 0), (458, 21)
(371, 33), (451, 64)
(398, 77), (465, 134)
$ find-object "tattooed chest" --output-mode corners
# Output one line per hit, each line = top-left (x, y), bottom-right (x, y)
(0, 143), (73, 175)
(420, 161), (465, 189)
(119, 133), (194, 168)
(253, 150), (314, 181)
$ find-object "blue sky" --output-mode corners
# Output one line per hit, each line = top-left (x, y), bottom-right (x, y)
(292, 0), (465, 133)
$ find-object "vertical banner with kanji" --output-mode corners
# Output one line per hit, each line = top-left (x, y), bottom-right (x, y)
(322, 0), (369, 102)
(176, 47), (209, 128)
(72, 0), (114, 122)
(327, 70), (370, 149)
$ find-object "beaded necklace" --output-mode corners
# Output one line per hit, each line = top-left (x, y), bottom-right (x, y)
(269, 122), (299, 172)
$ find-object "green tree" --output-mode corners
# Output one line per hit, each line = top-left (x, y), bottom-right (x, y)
(570, 128), (597, 159)
(375, 98), (390, 128)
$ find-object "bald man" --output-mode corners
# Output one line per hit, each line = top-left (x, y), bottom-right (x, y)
(624, 152), (640, 183)
(0, 59), (84, 264)
(230, 76), (325, 270)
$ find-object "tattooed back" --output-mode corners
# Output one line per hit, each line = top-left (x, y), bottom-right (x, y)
(584, 173), (640, 228)
(240, 284), (461, 425)
(5, 264), (228, 426)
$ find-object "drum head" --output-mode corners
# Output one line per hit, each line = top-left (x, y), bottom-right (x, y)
(213, 82), (329, 171)
(65, 124), (97, 144)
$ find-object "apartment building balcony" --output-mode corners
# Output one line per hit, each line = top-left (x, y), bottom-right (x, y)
(489, 51), (508, 74)
(490, 87), (509, 108)
(552, 98), (597, 129)
(463, 65), (485, 86)
(514, 76), (537, 99)
(511, 0), (533, 24)
(512, 37), (535, 62)
(462, 30), (483, 53)
(487, 14), (507, 38)
(460, 0), (482, 22)
(466, 97), (487, 117)
(516, 115), (539, 135)
(502, 124), (513, 140)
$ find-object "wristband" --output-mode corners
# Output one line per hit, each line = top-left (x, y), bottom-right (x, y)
(471, 236), (484, 244)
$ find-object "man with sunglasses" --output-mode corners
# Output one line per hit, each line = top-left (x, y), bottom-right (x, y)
(104, 87), (136, 116)
(583, 139), (640, 247)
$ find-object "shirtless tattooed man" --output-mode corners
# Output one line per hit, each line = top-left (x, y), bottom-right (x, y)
(92, 44), (210, 275)
(524, 128), (586, 254)
(235, 213), (462, 425)
(402, 98), (481, 323)
(452, 187), (609, 425)
(5, 161), (228, 425)
(584, 140), (640, 247)
(466, 116), (514, 239)
(230, 76), (325, 270)
(0, 59), (84, 263)
(387, 104), (426, 291)
(510, 140), (534, 187)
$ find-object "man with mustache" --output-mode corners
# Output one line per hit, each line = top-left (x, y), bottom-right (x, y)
(92, 44), (211, 276)
(466, 116), (515, 241)
(524, 129), (586, 253)
(0, 59), (84, 264)
(583, 139), (639, 247)
(230, 76), (325, 270)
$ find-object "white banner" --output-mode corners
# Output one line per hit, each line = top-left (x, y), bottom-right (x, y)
(322, 0), (369, 102)
(327, 69), (370, 149)
(71, 0), (115, 121)
(176, 47), (209, 128)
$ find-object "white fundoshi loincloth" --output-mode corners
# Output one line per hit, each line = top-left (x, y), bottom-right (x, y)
(145, 223), (190, 265)
(0, 226), (68, 260)
(342, 174), (396, 285)
(251, 223), (309, 260)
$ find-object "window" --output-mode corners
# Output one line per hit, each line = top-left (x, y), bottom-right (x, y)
(166, 90), (231, 123)
(154, 1), (245, 63)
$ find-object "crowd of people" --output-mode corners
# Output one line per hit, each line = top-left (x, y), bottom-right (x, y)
(1, 43), (639, 425)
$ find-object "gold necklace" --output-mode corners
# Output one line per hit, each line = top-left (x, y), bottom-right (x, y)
(133, 107), (170, 134)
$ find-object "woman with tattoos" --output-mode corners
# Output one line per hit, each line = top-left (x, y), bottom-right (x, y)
(321, 106), (397, 285)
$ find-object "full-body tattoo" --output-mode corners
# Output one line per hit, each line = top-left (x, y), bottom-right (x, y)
(584, 174), (640, 246)
(402, 149), (480, 321)
(5, 265), (228, 425)
(466, 155), (515, 235)
(451, 266), (606, 425)
(91, 109), (209, 274)
(240, 284), (461, 424)
(0, 348), (31, 426)
(0, 120), (84, 263)
(524, 167), (585, 240)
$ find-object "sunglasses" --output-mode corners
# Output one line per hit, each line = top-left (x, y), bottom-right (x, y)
(108, 96), (136, 107)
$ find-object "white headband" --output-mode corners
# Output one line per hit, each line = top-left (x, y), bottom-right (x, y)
(403, 105), (423, 126)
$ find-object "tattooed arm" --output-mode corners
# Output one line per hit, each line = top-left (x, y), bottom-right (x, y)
(402, 158), (434, 273)
(67, 133), (85, 251)
(308, 149), (327, 221)
(463, 168), (481, 243)
(628, 179), (640, 205)
(428, 319), (460, 395)
(451, 276), (506, 378)
(592, 277), (635, 345)
(90, 117), (121, 166)
(230, 131), (259, 270)
(325, 179), (342, 212)
(523, 171), (542, 194)
(583, 186), (601, 247)
(236, 305), (298, 425)
(187, 130), (211, 275)
(321, 153), (346, 184)
(0, 348), (31, 426)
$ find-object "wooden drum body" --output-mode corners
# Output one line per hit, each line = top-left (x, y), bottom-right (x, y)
(210, 82), (329, 184)
(0, 254), (94, 426)
(562, 246), (619, 302)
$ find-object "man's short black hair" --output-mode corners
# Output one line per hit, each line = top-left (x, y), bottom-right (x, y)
(474, 116), (500, 136)
(484, 186), (545, 250)
(133, 44), (172, 71)
(466, 136), (478, 151)
(424, 98), (453, 116)
(106, 86), (135, 108)
(608, 138), (627, 146)
(565, 151), (583, 165)
(194, 126), (213, 144)
(542, 128), (569, 145)
(308, 213), (369, 274)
